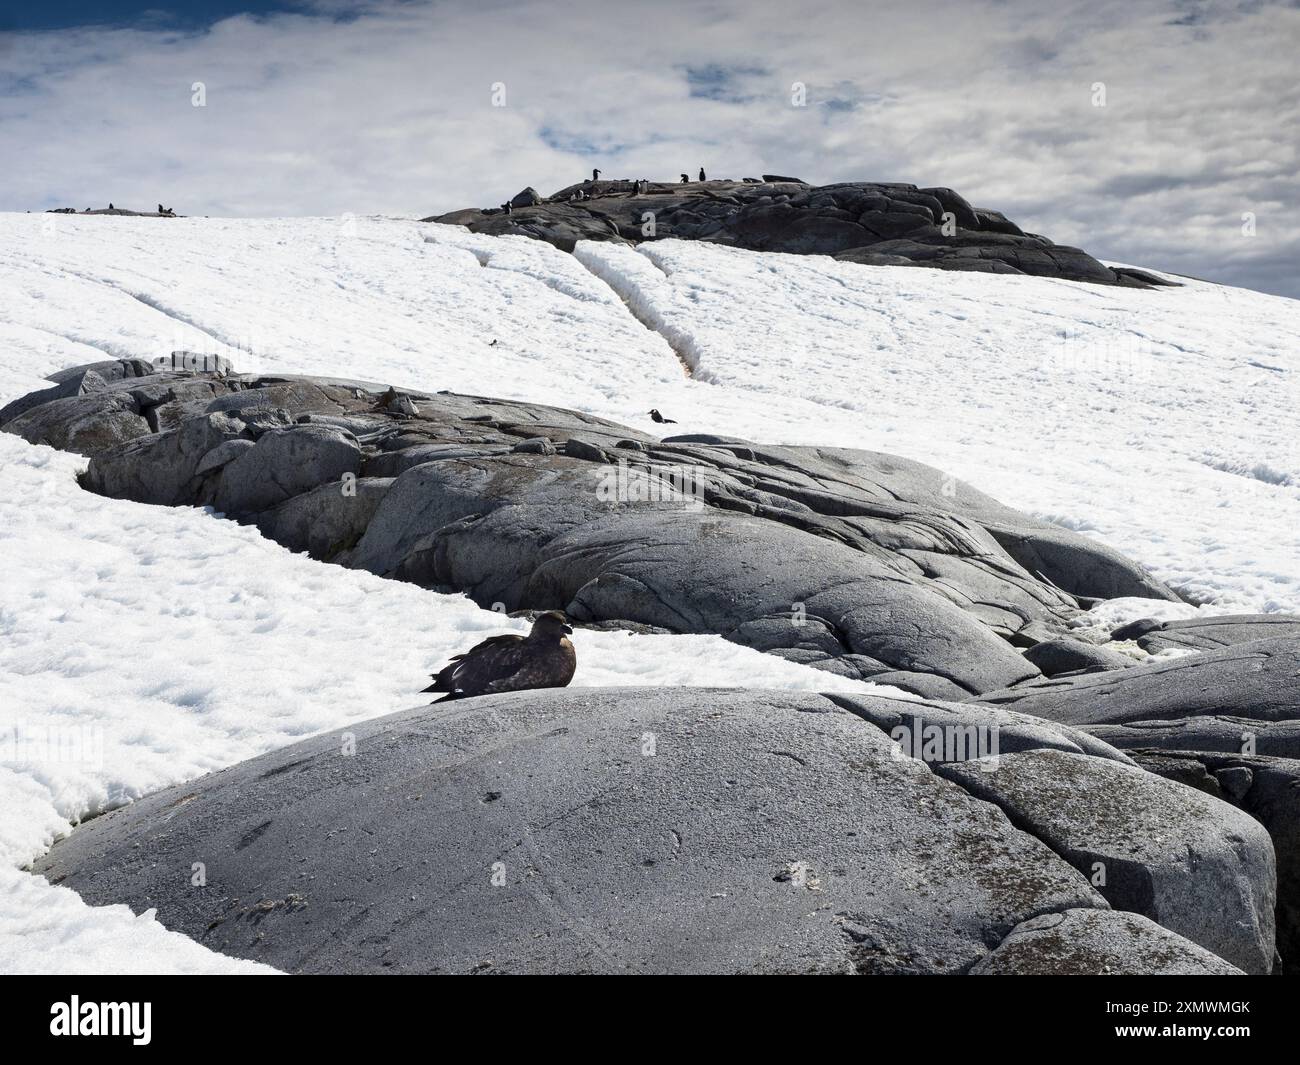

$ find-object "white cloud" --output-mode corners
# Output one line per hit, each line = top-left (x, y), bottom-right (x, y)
(1, 0), (1296, 296)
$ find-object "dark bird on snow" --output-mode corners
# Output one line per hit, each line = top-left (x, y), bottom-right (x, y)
(680, 173), (689, 183)
(591, 168), (601, 181)
(423, 611), (577, 701)
(648, 408), (676, 424)
(108, 203), (114, 210)
(698, 167), (707, 181)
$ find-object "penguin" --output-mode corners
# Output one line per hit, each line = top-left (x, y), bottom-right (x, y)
(648, 408), (677, 424)
(490, 339), (499, 347)
(592, 168), (601, 181)
(680, 174), (689, 184)
(502, 201), (513, 214)
(699, 168), (707, 182)
(158, 204), (164, 214)
(108, 203), (114, 210)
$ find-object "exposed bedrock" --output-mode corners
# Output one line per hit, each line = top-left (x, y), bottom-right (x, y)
(974, 636), (1300, 727)
(1084, 745), (1300, 972)
(1086, 717), (1300, 761)
(426, 178), (1178, 288)
(1, 360), (1180, 697)
(33, 687), (1261, 974)
(970, 909), (1243, 976)
(1111, 613), (1300, 653)
(942, 749), (1275, 974)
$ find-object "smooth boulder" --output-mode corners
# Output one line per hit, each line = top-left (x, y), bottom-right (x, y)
(971, 909), (1243, 975)
(941, 749), (1276, 973)
(36, 687), (1121, 975)
(975, 637), (1300, 727)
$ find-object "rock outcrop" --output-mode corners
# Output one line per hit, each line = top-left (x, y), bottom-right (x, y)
(1082, 744), (1300, 971)
(977, 639), (1300, 971)
(1, 359), (1182, 698)
(426, 178), (1177, 288)
(942, 749), (1275, 973)
(45, 206), (181, 217)
(1111, 613), (1300, 653)
(975, 636), (1300, 727)
(969, 909), (1243, 976)
(33, 687), (1263, 974)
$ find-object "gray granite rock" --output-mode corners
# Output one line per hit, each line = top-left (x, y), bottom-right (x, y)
(975, 637), (1300, 727)
(823, 691), (1136, 767)
(33, 687), (1141, 975)
(5, 362), (1179, 697)
(1113, 613), (1300, 653)
(254, 476), (393, 561)
(941, 749), (1276, 973)
(971, 909), (1243, 975)
(1023, 637), (1135, 677)
(211, 424), (362, 515)
(1120, 749), (1300, 971)
(2, 388), (152, 454)
(1085, 716), (1300, 760)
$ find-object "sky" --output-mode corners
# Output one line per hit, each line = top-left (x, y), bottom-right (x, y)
(1, 0), (1297, 298)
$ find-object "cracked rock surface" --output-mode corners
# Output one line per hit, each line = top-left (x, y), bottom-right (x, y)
(1101, 748), (1300, 971)
(33, 686), (1264, 975)
(941, 749), (1276, 973)
(970, 909), (1243, 975)
(1111, 613), (1300, 653)
(1, 360), (1179, 697)
(975, 636), (1300, 726)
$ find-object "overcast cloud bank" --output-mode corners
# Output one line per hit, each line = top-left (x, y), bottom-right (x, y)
(1, 0), (1296, 297)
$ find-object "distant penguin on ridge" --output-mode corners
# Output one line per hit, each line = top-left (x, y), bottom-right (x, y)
(592, 168), (601, 181)
(680, 173), (689, 183)
(699, 167), (707, 181)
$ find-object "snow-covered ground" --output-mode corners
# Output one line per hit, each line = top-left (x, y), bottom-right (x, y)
(577, 239), (1300, 612)
(1, 212), (1296, 972)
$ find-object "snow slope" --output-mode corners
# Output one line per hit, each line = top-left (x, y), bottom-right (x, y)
(577, 239), (1300, 612)
(1, 212), (1297, 972)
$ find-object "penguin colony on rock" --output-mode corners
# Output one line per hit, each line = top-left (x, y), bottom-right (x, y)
(494, 168), (712, 211)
